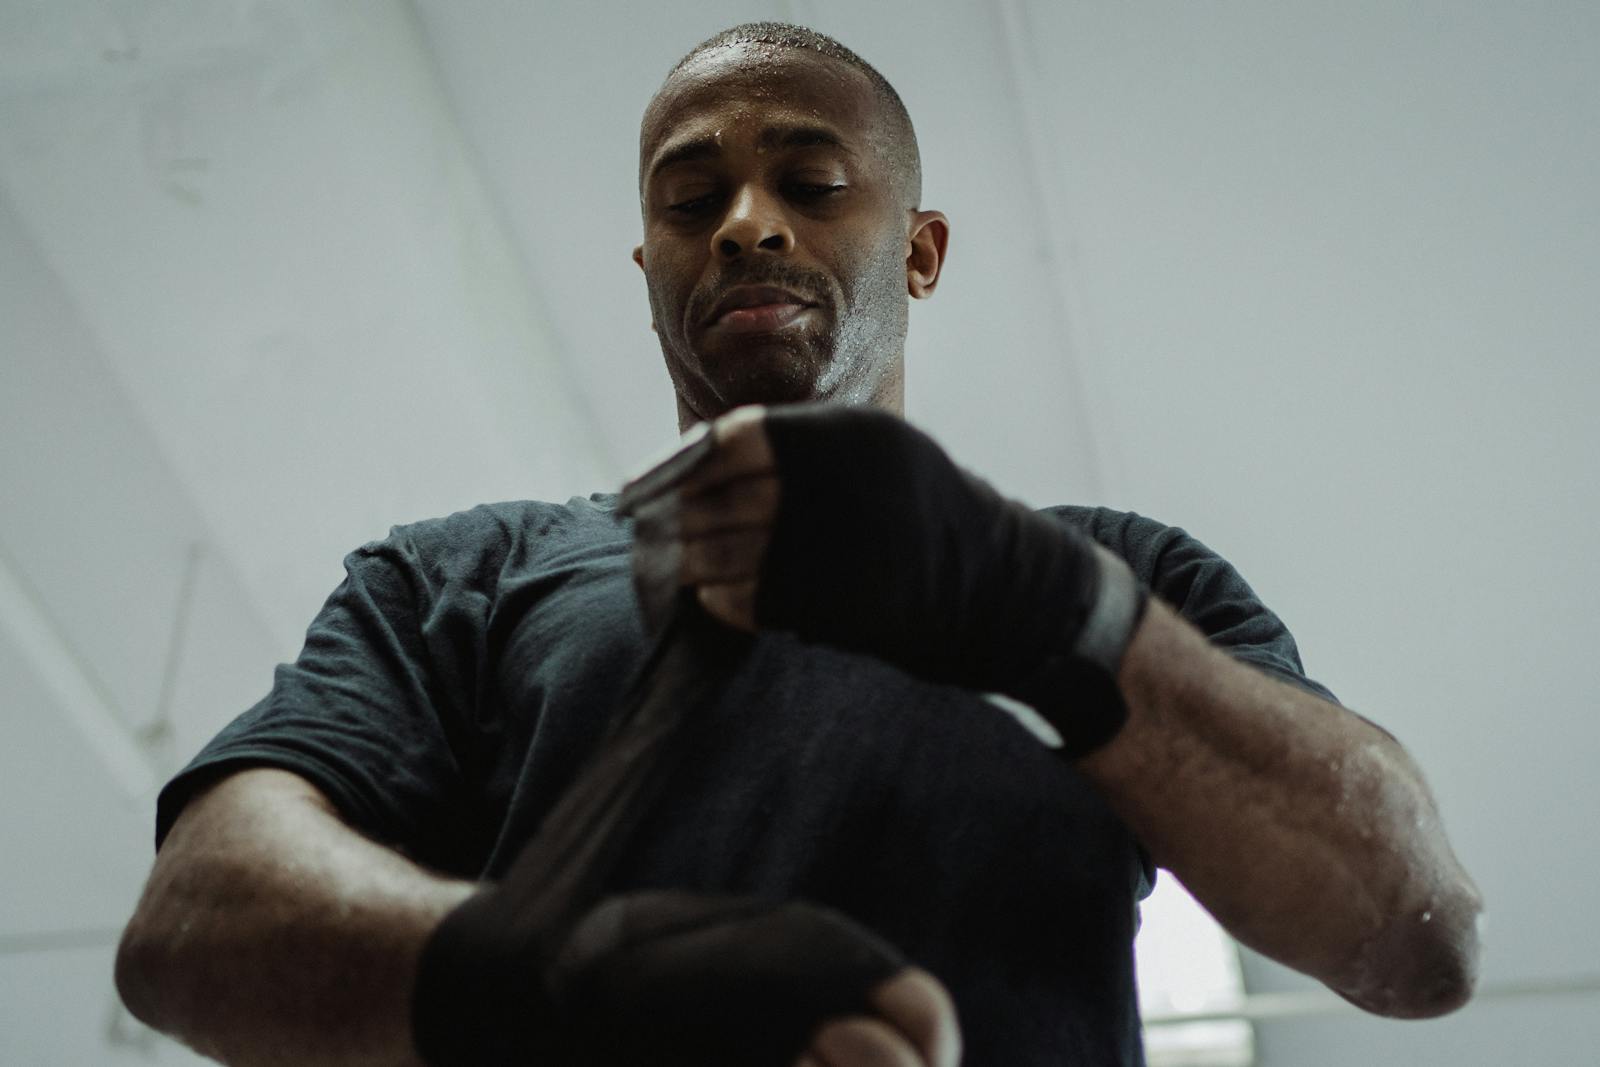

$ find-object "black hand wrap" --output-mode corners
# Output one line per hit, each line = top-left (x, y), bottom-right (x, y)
(417, 885), (904, 1066)
(413, 589), (907, 1063)
(551, 890), (905, 1066)
(757, 404), (1149, 757)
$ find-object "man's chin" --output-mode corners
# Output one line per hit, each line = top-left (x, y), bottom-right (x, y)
(690, 345), (836, 408)
(713, 370), (825, 409)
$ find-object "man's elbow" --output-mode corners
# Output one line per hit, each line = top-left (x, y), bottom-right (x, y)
(114, 910), (167, 1030)
(1342, 883), (1485, 1019)
(114, 848), (207, 1036)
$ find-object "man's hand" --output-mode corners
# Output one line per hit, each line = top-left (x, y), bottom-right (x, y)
(418, 883), (960, 1066)
(797, 969), (961, 1067)
(621, 404), (780, 631)
(619, 402), (1147, 757)
(115, 768), (479, 1067)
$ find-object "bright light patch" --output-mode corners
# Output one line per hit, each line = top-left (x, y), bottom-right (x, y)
(1136, 874), (1255, 1066)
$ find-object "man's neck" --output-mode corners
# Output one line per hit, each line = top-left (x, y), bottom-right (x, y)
(673, 375), (906, 433)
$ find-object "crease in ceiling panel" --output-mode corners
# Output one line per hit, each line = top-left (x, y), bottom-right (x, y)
(989, 0), (1116, 501)
(0, 2), (618, 650)
(0, 180), (279, 798)
(0, 546), (159, 800)
(401, 0), (623, 484)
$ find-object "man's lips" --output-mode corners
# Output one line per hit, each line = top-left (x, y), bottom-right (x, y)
(710, 302), (816, 333)
(704, 285), (818, 332)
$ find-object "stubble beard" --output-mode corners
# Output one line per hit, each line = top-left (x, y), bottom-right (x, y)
(651, 245), (908, 418)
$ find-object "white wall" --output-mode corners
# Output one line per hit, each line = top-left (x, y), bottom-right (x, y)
(1019, 3), (1600, 1063)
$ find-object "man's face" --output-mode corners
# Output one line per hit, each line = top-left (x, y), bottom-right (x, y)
(634, 45), (913, 424)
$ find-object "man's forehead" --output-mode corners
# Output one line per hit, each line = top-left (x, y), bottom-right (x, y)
(640, 44), (878, 175)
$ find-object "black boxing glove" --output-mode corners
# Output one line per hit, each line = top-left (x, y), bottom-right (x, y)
(756, 403), (1149, 757)
(414, 885), (907, 1066)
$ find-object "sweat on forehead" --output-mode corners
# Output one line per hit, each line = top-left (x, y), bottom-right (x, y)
(638, 25), (922, 208)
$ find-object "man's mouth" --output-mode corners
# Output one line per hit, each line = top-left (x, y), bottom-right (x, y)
(704, 285), (818, 333)
(710, 302), (815, 333)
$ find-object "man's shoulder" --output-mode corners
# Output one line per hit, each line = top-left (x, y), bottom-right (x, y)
(378, 493), (618, 539)
(1036, 504), (1199, 583)
(349, 494), (624, 572)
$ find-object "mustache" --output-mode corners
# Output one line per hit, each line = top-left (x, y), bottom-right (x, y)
(692, 265), (831, 323)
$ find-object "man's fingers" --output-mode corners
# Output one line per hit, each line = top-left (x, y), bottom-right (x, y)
(697, 580), (758, 631)
(870, 969), (962, 1067)
(808, 1016), (926, 1067)
(709, 404), (774, 458)
(618, 405), (774, 516)
(617, 421), (716, 515)
(681, 528), (767, 585)
(794, 970), (961, 1067)
(624, 406), (777, 633)
(674, 405), (777, 498)
(678, 473), (779, 537)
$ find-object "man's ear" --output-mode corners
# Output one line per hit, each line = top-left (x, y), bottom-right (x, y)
(632, 246), (656, 332)
(905, 211), (949, 299)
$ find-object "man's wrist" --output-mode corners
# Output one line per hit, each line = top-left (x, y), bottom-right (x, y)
(999, 530), (1150, 758)
(1072, 543), (1150, 679)
(411, 884), (568, 1066)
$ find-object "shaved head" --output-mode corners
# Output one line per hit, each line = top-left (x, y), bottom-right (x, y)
(641, 22), (923, 211)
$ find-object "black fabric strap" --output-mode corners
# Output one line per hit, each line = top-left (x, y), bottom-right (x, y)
(552, 890), (906, 1067)
(413, 593), (747, 1063)
(414, 591), (905, 1064)
(758, 404), (1148, 756)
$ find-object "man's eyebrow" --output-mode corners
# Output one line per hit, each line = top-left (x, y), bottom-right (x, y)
(648, 124), (854, 182)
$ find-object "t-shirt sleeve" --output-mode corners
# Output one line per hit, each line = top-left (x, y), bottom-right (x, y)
(1047, 506), (1343, 897)
(1055, 506), (1338, 704)
(153, 530), (474, 864)
(1148, 531), (1337, 704)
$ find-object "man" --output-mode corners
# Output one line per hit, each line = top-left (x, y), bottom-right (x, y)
(115, 22), (1483, 1067)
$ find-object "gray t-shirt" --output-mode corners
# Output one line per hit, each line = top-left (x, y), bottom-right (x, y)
(156, 495), (1336, 1067)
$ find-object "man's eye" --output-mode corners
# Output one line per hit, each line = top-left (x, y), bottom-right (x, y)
(667, 194), (719, 216)
(790, 183), (845, 201)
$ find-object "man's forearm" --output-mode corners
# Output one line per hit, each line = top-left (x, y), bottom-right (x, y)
(115, 768), (475, 1066)
(1078, 599), (1483, 1017)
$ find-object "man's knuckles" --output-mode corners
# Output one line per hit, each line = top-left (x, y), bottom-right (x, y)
(710, 403), (773, 451)
(669, 405), (774, 493)
(697, 581), (757, 631)
(682, 529), (766, 583)
(870, 969), (961, 1067)
(552, 891), (909, 1063)
(678, 474), (780, 533)
(810, 1015), (926, 1067)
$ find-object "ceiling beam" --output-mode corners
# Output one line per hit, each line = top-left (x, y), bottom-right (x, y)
(990, 0), (1114, 498)
(0, 541), (160, 799)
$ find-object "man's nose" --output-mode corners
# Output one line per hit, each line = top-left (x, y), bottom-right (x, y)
(710, 187), (794, 259)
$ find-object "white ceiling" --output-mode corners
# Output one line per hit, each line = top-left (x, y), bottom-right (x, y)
(2, 1), (1598, 1062)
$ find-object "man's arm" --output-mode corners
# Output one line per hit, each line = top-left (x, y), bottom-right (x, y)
(115, 767), (475, 1066)
(630, 405), (1485, 1020)
(118, 767), (961, 1066)
(1080, 598), (1483, 1017)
